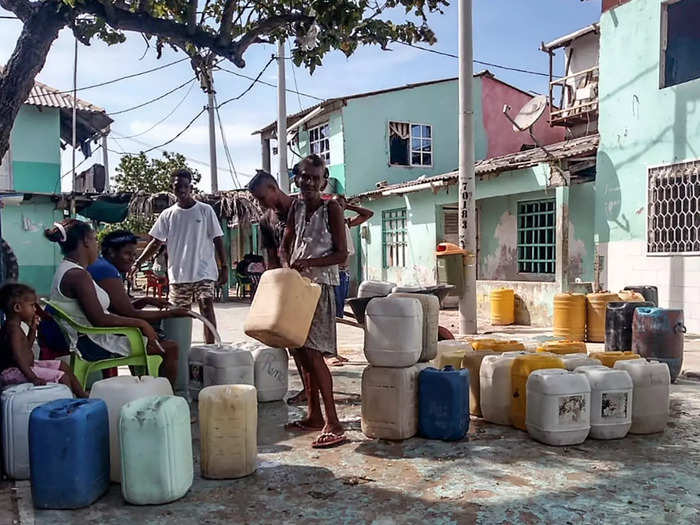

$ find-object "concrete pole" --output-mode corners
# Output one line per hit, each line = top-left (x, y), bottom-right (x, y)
(261, 137), (271, 173)
(71, 37), (78, 191)
(555, 185), (570, 292)
(277, 40), (290, 192)
(102, 133), (109, 192)
(207, 67), (218, 193)
(458, 0), (477, 334)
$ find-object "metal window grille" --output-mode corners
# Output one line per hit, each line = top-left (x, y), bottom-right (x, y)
(382, 208), (407, 268)
(308, 123), (330, 163)
(517, 199), (556, 274)
(647, 159), (700, 254)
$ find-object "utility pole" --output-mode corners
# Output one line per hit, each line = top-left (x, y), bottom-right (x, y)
(458, 0), (477, 334)
(71, 37), (78, 191)
(205, 65), (218, 193)
(102, 132), (109, 192)
(277, 40), (290, 192)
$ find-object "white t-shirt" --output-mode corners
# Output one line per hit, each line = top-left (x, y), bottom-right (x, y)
(149, 201), (224, 284)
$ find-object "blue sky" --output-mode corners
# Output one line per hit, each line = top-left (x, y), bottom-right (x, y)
(0, 1), (602, 192)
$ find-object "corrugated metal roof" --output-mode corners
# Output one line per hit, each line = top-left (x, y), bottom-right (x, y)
(353, 134), (599, 199)
(26, 80), (107, 114)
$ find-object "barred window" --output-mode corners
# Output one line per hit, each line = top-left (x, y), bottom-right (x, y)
(382, 208), (407, 268)
(517, 199), (556, 274)
(308, 123), (330, 163)
(647, 160), (700, 254)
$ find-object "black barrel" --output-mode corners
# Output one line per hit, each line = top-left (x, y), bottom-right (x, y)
(632, 307), (685, 382)
(605, 301), (654, 351)
(624, 286), (658, 306)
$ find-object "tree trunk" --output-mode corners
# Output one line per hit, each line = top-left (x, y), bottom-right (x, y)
(0, 6), (67, 162)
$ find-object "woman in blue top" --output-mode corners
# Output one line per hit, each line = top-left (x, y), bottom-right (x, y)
(87, 230), (187, 386)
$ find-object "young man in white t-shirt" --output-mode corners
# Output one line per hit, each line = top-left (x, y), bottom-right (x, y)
(132, 169), (227, 343)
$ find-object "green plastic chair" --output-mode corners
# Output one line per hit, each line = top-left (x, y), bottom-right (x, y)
(42, 300), (162, 389)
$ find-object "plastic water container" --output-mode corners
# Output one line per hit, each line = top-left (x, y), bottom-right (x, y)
(189, 345), (208, 400)
(161, 316), (193, 397)
(526, 369), (590, 446)
(120, 396), (193, 504)
(536, 340), (587, 355)
(511, 354), (565, 430)
(389, 292), (439, 362)
(614, 360), (670, 434)
(1, 383), (73, 479)
(251, 346), (289, 402)
(589, 351), (641, 368)
(361, 364), (428, 440)
(364, 296), (423, 367)
(435, 340), (471, 369)
(90, 376), (173, 482)
(419, 367), (470, 440)
(29, 399), (109, 509)
(199, 385), (257, 479)
(490, 288), (515, 325)
(244, 268), (322, 348)
(202, 345), (255, 388)
(574, 366), (632, 439)
(560, 354), (602, 371)
(358, 280), (396, 298)
(472, 340), (525, 352)
(480, 353), (526, 425)
(462, 349), (500, 417)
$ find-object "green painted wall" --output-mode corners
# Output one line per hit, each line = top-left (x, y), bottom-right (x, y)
(358, 165), (595, 286)
(1, 198), (64, 296)
(342, 78), (487, 196)
(596, 0), (700, 244)
(10, 105), (61, 193)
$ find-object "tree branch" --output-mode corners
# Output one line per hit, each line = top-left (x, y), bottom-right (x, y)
(186, 0), (197, 34)
(72, 1), (311, 67)
(218, 0), (236, 45)
(0, 0), (34, 21)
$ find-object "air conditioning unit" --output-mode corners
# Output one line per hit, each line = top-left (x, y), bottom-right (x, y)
(74, 164), (106, 193)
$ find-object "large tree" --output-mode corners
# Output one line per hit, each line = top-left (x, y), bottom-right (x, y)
(114, 151), (201, 194)
(0, 0), (448, 161)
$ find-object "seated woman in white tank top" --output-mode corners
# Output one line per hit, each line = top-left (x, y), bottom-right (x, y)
(45, 219), (170, 375)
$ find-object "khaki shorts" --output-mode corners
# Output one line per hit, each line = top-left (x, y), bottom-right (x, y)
(170, 280), (216, 308)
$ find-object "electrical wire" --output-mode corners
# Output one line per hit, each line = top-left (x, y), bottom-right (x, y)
(213, 95), (242, 188)
(288, 41), (304, 112)
(394, 41), (551, 78)
(216, 65), (325, 102)
(108, 77), (196, 116)
(116, 80), (196, 139)
(53, 57), (189, 94)
(215, 56), (276, 109)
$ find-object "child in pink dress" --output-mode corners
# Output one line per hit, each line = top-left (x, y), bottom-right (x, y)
(0, 283), (87, 397)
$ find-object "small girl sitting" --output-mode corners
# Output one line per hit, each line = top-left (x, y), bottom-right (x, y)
(0, 283), (87, 398)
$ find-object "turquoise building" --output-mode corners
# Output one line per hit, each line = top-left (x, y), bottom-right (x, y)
(0, 81), (111, 295)
(257, 73), (601, 325)
(596, 0), (700, 332)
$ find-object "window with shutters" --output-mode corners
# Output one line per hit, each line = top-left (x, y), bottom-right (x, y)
(660, 0), (700, 88)
(389, 122), (432, 167)
(308, 122), (330, 163)
(442, 206), (459, 245)
(517, 199), (556, 274)
(382, 208), (407, 268)
(647, 159), (700, 254)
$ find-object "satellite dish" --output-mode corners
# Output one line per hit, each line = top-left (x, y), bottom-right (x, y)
(508, 95), (548, 132)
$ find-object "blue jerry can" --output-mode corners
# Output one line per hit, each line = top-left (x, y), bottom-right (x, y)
(419, 366), (470, 441)
(29, 398), (110, 509)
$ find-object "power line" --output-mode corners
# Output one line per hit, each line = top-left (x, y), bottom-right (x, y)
(54, 57), (189, 94)
(216, 65), (325, 102)
(116, 81), (196, 139)
(108, 77), (196, 116)
(395, 41), (551, 78)
(213, 94), (242, 189)
(288, 41), (304, 112)
(215, 56), (276, 109)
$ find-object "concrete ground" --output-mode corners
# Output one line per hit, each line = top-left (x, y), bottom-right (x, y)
(8, 302), (700, 524)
